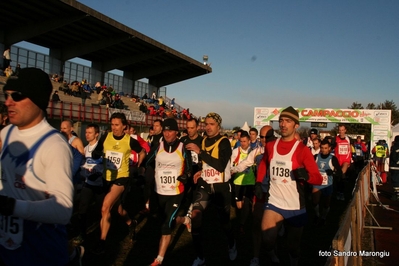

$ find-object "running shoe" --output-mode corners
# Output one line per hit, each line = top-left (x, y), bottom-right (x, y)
(72, 234), (85, 245)
(185, 216), (192, 233)
(69, 246), (84, 266)
(92, 240), (106, 255)
(139, 207), (150, 215)
(150, 258), (162, 266)
(228, 241), (237, 261)
(249, 257), (260, 266)
(192, 257), (206, 266)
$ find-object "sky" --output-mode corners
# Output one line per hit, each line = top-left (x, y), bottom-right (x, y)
(20, 0), (399, 129)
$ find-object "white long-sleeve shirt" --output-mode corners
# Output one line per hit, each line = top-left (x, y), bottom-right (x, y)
(231, 146), (264, 174)
(0, 119), (73, 225)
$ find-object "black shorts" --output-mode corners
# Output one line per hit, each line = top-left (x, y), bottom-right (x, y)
(234, 184), (254, 201)
(104, 177), (130, 202)
(157, 193), (184, 235)
(192, 180), (232, 224)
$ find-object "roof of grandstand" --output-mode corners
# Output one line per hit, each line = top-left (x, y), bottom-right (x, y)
(0, 0), (212, 87)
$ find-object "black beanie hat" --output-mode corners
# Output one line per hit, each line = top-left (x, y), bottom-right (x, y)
(279, 106), (299, 124)
(3, 68), (53, 112)
(163, 118), (179, 131)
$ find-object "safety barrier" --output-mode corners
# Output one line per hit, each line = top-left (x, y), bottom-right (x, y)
(326, 162), (373, 266)
(47, 100), (188, 130)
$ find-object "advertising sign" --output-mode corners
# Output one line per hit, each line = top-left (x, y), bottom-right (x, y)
(254, 107), (391, 143)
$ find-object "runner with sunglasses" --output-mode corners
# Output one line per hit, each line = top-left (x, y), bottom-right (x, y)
(0, 68), (75, 265)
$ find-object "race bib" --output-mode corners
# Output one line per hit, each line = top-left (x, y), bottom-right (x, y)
(191, 151), (199, 164)
(270, 159), (293, 185)
(321, 172), (328, 186)
(202, 163), (222, 183)
(0, 215), (23, 250)
(105, 151), (123, 170)
(156, 169), (178, 193)
(338, 145), (349, 155)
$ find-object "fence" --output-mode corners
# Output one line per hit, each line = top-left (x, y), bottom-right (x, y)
(47, 100), (188, 131)
(326, 161), (389, 266)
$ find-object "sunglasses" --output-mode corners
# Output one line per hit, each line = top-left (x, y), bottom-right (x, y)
(5, 91), (27, 102)
(259, 130), (274, 139)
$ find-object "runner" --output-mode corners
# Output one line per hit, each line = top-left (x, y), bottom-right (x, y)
(256, 106), (323, 265)
(231, 130), (255, 235)
(179, 118), (203, 232)
(145, 118), (192, 265)
(73, 123), (105, 245)
(0, 68), (75, 265)
(91, 112), (145, 254)
(334, 124), (352, 201)
(231, 125), (277, 266)
(185, 112), (237, 266)
(312, 139), (342, 226)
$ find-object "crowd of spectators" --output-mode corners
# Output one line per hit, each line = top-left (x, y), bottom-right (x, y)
(49, 77), (193, 115)
(1, 64), (21, 77)
(137, 92), (194, 120)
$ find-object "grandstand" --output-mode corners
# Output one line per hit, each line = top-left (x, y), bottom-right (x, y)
(0, 74), (196, 135)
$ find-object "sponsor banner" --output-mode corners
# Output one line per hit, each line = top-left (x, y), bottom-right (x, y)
(255, 107), (392, 147)
(254, 107), (390, 124)
(108, 108), (146, 122)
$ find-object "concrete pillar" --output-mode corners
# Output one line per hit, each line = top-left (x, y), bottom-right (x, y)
(92, 61), (104, 85)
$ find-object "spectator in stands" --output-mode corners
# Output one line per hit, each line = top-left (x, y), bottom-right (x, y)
(59, 80), (70, 95)
(139, 102), (148, 114)
(148, 105), (157, 116)
(104, 91), (111, 108)
(51, 91), (61, 103)
(97, 88), (105, 104)
(95, 81), (102, 94)
(158, 96), (165, 107)
(154, 100), (160, 111)
(2, 47), (11, 69)
(12, 64), (21, 76)
(158, 105), (165, 118)
(80, 85), (88, 105)
(111, 93), (124, 109)
(165, 109), (173, 118)
(150, 91), (157, 103)
(107, 85), (114, 95)
(71, 81), (80, 97)
(83, 82), (93, 95)
(4, 65), (13, 77)
(170, 97), (175, 109)
(182, 108), (191, 120)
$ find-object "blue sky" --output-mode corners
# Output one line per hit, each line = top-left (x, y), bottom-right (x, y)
(22, 1), (399, 128)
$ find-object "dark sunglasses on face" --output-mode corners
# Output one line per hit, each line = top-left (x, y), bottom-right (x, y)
(5, 91), (27, 102)
(259, 130), (274, 139)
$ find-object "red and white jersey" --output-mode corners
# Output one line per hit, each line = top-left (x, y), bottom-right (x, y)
(268, 139), (301, 210)
(335, 136), (351, 165)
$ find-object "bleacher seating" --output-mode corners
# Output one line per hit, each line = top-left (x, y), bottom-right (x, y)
(0, 75), (140, 111)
